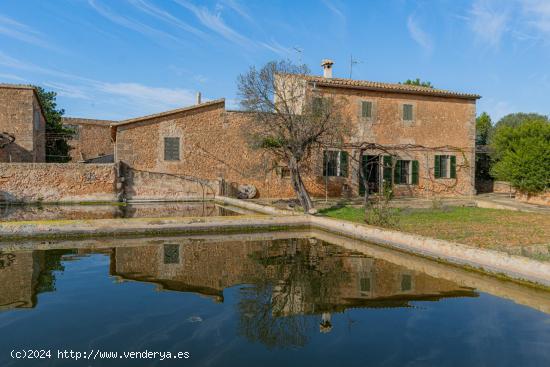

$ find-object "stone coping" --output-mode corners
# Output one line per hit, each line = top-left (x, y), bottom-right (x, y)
(0, 196), (549, 288)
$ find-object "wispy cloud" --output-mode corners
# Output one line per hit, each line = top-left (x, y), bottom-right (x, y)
(88, 0), (185, 46)
(0, 14), (58, 50)
(127, 0), (206, 38)
(217, 0), (255, 24)
(468, 0), (509, 47)
(521, 0), (550, 34)
(0, 72), (24, 82)
(173, 0), (290, 55)
(407, 15), (433, 53)
(0, 51), (199, 118)
(174, 0), (254, 48)
(322, 0), (346, 22)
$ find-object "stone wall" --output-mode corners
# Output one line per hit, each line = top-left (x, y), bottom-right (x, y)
(114, 94), (476, 199)
(516, 191), (550, 206)
(0, 86), (45, 163)
(121, 165), (219, 201)
(0, 163), (117, 203)
(62, 117), (114, 161)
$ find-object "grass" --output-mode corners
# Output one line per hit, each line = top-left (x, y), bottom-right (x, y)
(320, 205), (550, 250)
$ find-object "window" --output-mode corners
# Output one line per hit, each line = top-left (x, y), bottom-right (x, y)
(163, 244), (180, 264)
(323, 150), (348, 177)
(360, 277), (371, 293)
(311, 97), (324, 112)
(401, 274), (412, 291)
(361, 101), (373, 119)
(394, 160), (419, 185)
(280, 167), (291, 179)
(434, 155), (456, 179)
(164, 137), (180, 161)
(403, 104), (414, 121)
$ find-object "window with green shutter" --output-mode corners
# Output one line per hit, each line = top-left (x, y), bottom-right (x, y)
(412, 160), (419, 184)
(403, 104), (414, 121)
(323, 150), (348, 177)
(361, 101), (373, 118)
(394, 160), (417, 185)
(164, 137), (180, 161)
(383, 155), (393, 184)
(434, 155), (456, 179)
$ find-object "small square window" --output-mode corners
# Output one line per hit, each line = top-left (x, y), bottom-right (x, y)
(401, 274), (412, 291)
(163, 244), (180, 264)
(403, 104), (414, 121)
(360, 277), (371, 292)
(361, 101), (373, 119)
(280, 167), (291, 179)
(164, 137), (180, 161)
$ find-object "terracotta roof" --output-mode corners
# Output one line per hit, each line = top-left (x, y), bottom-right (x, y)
(301, 75), (481, 100)
(110, 99), (225, 127)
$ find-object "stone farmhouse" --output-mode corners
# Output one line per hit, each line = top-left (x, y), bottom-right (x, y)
(0, 84), (46, 163)
(0, 60), (480, 201)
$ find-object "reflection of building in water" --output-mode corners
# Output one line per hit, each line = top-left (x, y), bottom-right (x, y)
(0, 250), (75, 310)
(112, 239), (477, 313)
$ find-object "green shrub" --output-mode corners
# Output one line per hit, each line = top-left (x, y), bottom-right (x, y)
(490, 119), (550, 193)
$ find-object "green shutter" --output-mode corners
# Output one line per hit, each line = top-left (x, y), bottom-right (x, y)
(361, 101), (372, 118)
(394, 160), (402, 184)
(450, 155), (456, 179)
(383, 155), (393, 184)
(434, 155), (441, 179)
(340, 151), (349, 177)
(403, 104), (413, 121)
(412, 160), (419, 185)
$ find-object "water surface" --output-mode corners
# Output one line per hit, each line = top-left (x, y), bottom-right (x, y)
(1, 234), (549, 366)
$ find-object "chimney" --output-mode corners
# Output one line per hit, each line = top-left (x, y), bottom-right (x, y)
(321, 59), (334, 78)
(196, 91), (202, 104)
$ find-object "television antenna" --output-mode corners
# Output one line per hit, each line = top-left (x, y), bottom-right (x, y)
(349, 54), (362, 79)
(293, 46), (303, 64)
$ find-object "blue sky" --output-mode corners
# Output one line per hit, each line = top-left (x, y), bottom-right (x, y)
(1, 0), (549, 121)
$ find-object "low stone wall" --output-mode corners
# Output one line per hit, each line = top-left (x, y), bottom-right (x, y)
(122, 166), (219, 201)
(493, 181), (516, 194)
(516, 191), (550, 206)
(0, 163), (117, 203)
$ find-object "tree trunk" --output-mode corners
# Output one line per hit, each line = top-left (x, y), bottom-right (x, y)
(288, 156), (313, 213)
(358, 150), (370, 208)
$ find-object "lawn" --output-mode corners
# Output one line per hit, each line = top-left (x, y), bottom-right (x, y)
(320, 205), (550, 253)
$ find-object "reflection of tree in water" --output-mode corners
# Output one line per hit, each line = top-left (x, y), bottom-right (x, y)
(237, 239), (351, 349)
(35, 250), (77, 294)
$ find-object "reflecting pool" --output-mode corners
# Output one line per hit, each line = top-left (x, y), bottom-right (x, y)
(1, 233), (549, 366)
(0, 202), (242, 222)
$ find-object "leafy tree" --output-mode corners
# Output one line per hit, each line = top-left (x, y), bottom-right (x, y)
(238, 60), (351, 213)
(494, 112), (549, 129)
(476, 112), (492, 146)
(490, 119), (550, 193)
(33, 86), (73, 162)
(402, 78), (433, 88)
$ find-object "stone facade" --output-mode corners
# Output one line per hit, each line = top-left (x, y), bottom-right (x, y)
(0, 85), (46, 163)
(62, 117), (114, 161)
(0, 163), (117, 203)
(113, 73), (479, 199)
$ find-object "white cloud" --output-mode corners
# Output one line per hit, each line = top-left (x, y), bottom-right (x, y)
(0, 51), (200, 118)
(322, 0), (346, 22)
(468, 0), (509, 47)
(173, 0), (290, 55)
(0, 14), (57, 50)
(0, 72), (24, 82)
(174, 0), (254, 48)
(95, 82), (196, 108)
(407, 15), (433, 52)
(127, 0), (206, 38)
(88, 0), (185, 46)
(521, 0), (550, 34)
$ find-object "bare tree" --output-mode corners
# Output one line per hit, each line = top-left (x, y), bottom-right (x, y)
(238, 60), (351, 213)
